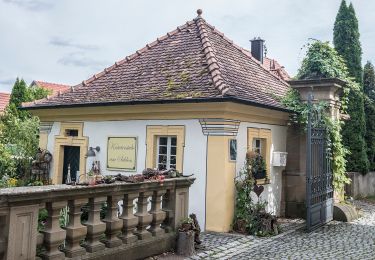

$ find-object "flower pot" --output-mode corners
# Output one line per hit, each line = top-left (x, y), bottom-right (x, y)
(176, 231), (195, 256)
(88, 176), (96, 186)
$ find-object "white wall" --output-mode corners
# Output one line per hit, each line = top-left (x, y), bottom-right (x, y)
(47, 119), (207, 228)
(236, 122), (287, 216)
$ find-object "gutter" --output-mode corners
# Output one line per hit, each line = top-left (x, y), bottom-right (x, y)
(21, 97), (292, 113)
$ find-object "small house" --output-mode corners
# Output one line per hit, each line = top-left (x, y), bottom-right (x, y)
(23, 10), (292, 232)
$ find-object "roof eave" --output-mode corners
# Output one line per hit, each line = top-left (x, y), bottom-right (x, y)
(21, 97), (291, 113)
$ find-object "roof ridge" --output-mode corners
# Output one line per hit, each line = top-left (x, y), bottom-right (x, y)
(194, 17), (233, 96)
(34, 80), (70, 87)
(203, 22), (289, 87)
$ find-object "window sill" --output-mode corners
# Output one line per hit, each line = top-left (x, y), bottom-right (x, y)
(255, 178), (271, 185)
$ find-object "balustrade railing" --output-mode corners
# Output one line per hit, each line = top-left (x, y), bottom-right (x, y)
(0, 177), (194, 260)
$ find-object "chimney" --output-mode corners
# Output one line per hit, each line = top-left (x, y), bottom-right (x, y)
(250, 37), (265, 64)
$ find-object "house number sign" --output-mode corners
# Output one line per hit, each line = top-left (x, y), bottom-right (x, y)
(107, 136), (137, 171)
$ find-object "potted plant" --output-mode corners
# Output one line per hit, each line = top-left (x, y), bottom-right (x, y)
(87, 170), (96, 186)
(247, 151), (267, 180)
(176, 217), (195, 256)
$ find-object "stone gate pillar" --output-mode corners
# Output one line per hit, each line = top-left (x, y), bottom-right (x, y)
(282, 78), (344, 218)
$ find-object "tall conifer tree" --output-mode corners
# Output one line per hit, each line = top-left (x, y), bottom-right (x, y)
(333, 0), (368, 173)
(364, 62), (375, 170)
(334, 1), (363, 84)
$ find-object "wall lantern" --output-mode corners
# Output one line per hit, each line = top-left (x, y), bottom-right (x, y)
(86, 146), (100, 157)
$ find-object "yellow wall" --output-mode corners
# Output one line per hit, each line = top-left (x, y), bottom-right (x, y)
(206, 136), (236, 232)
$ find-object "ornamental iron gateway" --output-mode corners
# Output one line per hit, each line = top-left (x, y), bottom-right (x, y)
(306, 92), (334, 232)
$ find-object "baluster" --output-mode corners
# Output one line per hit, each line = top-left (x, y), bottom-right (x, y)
(64, 198), (87, 257)
(119, 193), (139, 244)
(102, 195), (122, 248)
(161, 189), (174, 233)
(148, 189), (167, 236)
(84, 196), (106, 252)
(40, 201), (67, 260)
(134, 191), (153, 240)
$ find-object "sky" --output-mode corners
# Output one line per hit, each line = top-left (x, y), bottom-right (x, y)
(0, 0), (374, 93)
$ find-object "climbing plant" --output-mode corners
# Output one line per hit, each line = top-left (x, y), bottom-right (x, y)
(281, 40), (354, 193)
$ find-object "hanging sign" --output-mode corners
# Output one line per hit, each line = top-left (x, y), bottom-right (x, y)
(107, 136), (137, 171)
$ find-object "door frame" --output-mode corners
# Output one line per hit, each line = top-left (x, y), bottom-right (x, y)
(53, 122), (88, 184)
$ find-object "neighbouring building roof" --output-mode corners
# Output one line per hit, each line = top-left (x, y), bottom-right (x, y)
(0, 92), (10, 113)
(263, 57), (291, 81)
(23, 11), (290, 111)
(31, 81), (70, 95)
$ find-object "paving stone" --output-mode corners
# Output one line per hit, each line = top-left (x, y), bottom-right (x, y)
(161, 200), (375, 259)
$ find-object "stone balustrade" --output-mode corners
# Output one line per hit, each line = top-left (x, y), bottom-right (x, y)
(0, 177), (194, 260)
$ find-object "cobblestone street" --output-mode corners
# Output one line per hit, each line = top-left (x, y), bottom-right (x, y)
(159, 200), (375, 260)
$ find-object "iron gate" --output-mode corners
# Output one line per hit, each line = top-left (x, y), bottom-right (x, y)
(306, 93), (334, 232)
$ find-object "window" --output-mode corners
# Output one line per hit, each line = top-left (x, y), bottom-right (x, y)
(65, 129), (79, 137)
(229, 139), (237, 161)
(252, 138), (262, 154)
(247, 128), (272, 184)
(156, 136), (177, 170)
(146, 125), (185, 172)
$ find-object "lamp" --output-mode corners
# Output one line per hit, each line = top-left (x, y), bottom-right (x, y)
(86, 146), (100, 157)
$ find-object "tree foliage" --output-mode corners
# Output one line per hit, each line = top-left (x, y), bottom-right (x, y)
(333, 1), (368, 173)
(0, 79), (49, 180)
(364, 62), (375, 170)
(333, 0), (363, 84)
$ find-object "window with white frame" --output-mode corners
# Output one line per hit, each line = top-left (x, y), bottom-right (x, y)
(156, 136), (177, 170)
(252, 138), (262, 154)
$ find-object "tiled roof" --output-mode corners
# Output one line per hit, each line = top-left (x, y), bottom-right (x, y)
(0, 92), (10, 112)
(31, 81), (70, 95)
(23, 12), (290, 111)
(263, 58), (291, 81)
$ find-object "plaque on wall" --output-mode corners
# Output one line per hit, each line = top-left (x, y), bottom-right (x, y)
(107, 136), (137, 171)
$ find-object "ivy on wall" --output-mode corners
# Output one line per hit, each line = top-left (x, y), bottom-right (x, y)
(281, 40), (355, 193)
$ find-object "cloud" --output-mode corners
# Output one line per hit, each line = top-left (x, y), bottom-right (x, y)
(50, 37), (99, 51)
(0, 78), (16, 86)
(58, 52), (108, 69)
(2, 0), (53, 11)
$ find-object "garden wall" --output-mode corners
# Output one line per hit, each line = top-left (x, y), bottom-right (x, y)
(345, 172), (375, 198)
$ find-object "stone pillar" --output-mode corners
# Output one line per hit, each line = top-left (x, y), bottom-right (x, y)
(102, 195), (123, 248)
(148, 189), (167, 236)
(64, 198), (87, 257)
(283, 78), (344, 217)
(161, 189), (174, 233)
(40, 201), (68, 260)
(119, 192), (139, 244)
(173, 187), (190, 230)
(5, 204), (39, 260)
(134, 191), (153, 240)
(84, 196), (106, 252)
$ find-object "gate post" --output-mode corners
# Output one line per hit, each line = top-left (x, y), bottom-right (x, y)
(282, 78), (344, 218)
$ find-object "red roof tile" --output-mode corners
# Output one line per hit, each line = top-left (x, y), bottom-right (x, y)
(263, 58), (291, 81)
(23, 14), (290, 111)
(31, 81), (70, 95)
(0, 92), (10, 112)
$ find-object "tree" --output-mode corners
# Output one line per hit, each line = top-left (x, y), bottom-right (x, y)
(0, 79), (49, 181)
(9, 78), (28, 108)
(333, 1), (368, 173)
(364, 62), (375, 170)
(297, 40), (368, 173)
(333, 0), (363, 84)
(364, 62), (375, 99)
